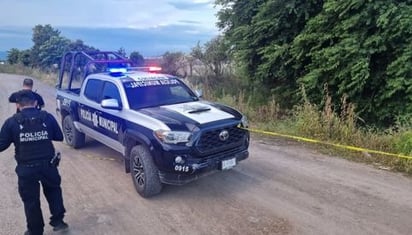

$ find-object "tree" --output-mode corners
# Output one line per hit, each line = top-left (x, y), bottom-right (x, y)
(203, 36), (230, 77)
(129, 51), (145, 66)
(216, 0), (323, 105)
(190, 36), (231, 87)
(117, 47), (127, 57)
(291, 0), (412, 125)
(67, 39), (96, 52)
(38, 36), (70, 69)
(6, 48), (20, 64)
(31, 24), (61, 67)
(27, 25), (97, 69)
(19, 49), (31, 66)
(160, 51), (187, 77)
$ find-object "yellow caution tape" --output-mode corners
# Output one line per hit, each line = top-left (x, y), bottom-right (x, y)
(60, 129), (412, 161)
(247, 128), (412, 160)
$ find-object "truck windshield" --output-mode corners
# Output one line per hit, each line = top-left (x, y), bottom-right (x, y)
(124, 78), (199, 109)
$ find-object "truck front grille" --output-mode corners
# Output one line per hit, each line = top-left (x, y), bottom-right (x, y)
(196, 125), (246, 155)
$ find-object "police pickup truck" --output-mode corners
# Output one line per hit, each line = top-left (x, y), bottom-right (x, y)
(56, 51), (249, 197)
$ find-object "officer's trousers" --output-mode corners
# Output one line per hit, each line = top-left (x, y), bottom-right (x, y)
(15, 164), (66, 235)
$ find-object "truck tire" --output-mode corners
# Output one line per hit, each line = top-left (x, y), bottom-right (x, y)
(130, 145), (162, 197)
(62, 115), (85, 149)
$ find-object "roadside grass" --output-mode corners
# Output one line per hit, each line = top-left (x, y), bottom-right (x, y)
(0, 64), (57, 86)
(3, 65), (412, 174)
(211, 88), (412, 175)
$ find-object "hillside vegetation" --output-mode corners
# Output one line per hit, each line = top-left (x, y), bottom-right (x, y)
(216, 0), (412, 127)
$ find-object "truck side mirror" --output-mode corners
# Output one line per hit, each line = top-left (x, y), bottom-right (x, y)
(101, 98), (122, 110)
(195, 89), (203, 98)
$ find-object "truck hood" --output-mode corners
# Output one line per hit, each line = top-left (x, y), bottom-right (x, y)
(138, 101), (240, 129)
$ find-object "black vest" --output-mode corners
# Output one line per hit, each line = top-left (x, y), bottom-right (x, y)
(14, 111), (54, 163)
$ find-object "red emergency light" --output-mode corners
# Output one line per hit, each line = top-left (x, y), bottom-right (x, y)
(148, 66), (162, 72)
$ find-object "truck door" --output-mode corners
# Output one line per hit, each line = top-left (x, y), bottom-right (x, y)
(78, 78), (104, 132)
(97, 81), (124, 141)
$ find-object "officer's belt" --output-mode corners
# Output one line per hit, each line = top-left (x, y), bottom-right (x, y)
(18, 159), (51, 168)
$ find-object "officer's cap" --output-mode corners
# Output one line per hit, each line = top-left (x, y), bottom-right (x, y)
(16, 90), (36, 104)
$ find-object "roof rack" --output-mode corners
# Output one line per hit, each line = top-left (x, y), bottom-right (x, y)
(57, 51), (131, 89)
(128, 66), (162, 72)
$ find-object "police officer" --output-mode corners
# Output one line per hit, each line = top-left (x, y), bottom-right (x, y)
(9, 78), (45, 111)
(0, 90), (68, 235)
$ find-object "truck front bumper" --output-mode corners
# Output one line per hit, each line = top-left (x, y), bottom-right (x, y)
(158, 149), (249, 185)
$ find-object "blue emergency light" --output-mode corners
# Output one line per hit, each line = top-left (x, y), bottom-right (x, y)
(108, 68), (128, 74)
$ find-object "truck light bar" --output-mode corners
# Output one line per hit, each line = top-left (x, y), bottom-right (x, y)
(148, 66), (162, 72)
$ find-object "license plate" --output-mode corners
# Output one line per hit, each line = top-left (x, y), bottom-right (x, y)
(221, 158), (236, 170)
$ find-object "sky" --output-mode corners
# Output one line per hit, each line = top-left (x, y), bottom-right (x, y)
(0, 0), (220, 57)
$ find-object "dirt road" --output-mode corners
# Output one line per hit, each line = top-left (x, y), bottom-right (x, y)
(0, 73), (411, 235)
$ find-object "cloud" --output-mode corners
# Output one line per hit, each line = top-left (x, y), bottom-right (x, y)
(0, 0), (217, 30)
(168, 0), (213, 10)
(178, 20), (202, 25)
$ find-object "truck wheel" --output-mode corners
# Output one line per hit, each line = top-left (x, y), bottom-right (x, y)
(62, 115), (85, 149)
(130, 145), (162, 197)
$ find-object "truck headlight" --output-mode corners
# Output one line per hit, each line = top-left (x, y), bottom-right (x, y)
(241, 115), (249, 128)
(154, 130), (192, 144)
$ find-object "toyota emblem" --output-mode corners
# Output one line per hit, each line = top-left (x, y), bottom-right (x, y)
(219, 130), (229, 141)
